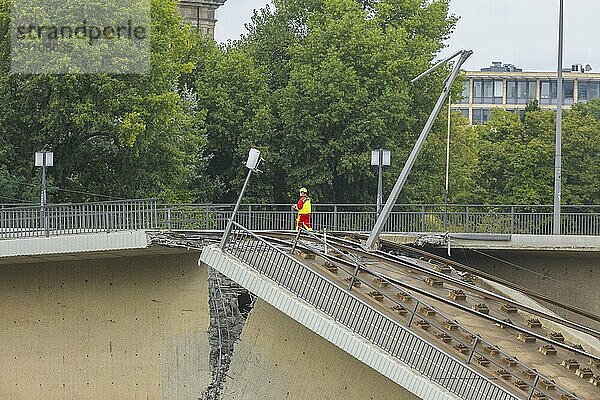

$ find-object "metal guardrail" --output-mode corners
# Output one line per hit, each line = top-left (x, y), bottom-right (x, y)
(0, 199), (157, 238)
(157, 203), (600, 236)
(222, 222), (520, 400)
(2, 200), (600, 239)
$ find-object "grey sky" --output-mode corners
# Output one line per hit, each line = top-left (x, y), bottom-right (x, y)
(215, 0), (599, 72)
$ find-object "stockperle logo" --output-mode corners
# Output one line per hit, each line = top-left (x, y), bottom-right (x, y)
(10, 0), (150, 74)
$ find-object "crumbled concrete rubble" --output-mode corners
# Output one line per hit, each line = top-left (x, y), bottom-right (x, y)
(414, 234), (447, 247)
(201, 268), (254, 400)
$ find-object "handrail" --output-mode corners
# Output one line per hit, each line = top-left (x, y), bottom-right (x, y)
(222, 221), (521, 400)
(2, 200), (600, 239)
(0, 199), (157, 238)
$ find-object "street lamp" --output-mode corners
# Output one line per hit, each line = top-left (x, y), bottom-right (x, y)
(371, 149), (391, 216)
(219, 148), (263, 249)
(553, 0), (564, 235)
(35, 150), (53, 236)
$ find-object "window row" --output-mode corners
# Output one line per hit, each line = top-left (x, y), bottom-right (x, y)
(458, 79), (600, 105)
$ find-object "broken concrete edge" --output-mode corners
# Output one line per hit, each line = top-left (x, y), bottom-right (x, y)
(201, 268), (251, 400)
(381, 232), (600, 251)
(482, 278), (600, 358)
(199, 244), (470, 400)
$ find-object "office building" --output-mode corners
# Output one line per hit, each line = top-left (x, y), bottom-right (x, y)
(453, 62), (600, 125)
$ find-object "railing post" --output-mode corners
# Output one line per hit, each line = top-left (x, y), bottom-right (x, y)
(348, 265), (360, 291)
(465, 206), (470, 233)
(333, 205), (338, 231)
(43, 204), (50, 237)
(290, 228), (302, 254)
(290, 207), (295, 230)
(167, 207), (172, 231)
(420, 205), (425, 233)
(511, 206), (515, 234)
(152, 200), (158, 229)
(104, 204), (109, 233)
(527, 374), (540, 400)
(205, 206), (209, 230)
(248, 205), (252, 230)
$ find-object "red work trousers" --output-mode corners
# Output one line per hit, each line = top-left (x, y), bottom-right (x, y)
(296, 214), (312, 230)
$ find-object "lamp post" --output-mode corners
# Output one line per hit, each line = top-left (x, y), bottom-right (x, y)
(553, 0), (564, 235)
(371, 149), (391, 216)
(219, 148), (262, 249)
(35, 150), (54, 237)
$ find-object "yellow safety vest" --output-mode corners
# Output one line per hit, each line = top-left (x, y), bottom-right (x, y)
(298, 197), (312, 214)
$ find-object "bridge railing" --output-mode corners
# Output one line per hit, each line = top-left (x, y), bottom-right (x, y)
(221, 221), (520, 400)
(158, 203), (600, 236)
(0, 199), (157, 238)
(2, 200), (600, 239)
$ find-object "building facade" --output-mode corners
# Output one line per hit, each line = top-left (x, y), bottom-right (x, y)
(178, 0), (227, 38)
(453, 62), (600, 125)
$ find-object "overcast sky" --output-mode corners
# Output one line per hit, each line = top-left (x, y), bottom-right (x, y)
(215, 0), (599, 72)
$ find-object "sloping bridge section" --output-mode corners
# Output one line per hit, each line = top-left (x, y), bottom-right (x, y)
(202, 247), (466, 400)
(200, 224), (600, 400)
(201, 226), (517, 400)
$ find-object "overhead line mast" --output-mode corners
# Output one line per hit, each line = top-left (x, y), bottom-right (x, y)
(365, 50), (473, 250)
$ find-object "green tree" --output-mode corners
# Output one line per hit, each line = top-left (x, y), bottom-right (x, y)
(236, 0), (458, 204)
(0, 0), (205, 203)
(471, 109), (555, 205)
(563, 100), (600, 204)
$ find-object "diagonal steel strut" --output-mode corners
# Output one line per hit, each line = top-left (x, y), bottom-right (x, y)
(365, 50), (473, 250)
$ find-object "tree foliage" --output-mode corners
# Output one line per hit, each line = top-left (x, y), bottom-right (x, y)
(210, 0), (460, 204)
(0, 0), (204, 203)
(2, 0), (595, 209)
(470, 103), (600, 206)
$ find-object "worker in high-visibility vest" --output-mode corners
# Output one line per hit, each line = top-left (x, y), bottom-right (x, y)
(294, 187), (312, 230)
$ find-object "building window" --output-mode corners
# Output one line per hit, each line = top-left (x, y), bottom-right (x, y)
(564, 80), (574, 104)
(472, 108), (482, 125)
(473, 80), (482, 103)
(589, 82), (600, 100)
(540, 81), (558, 104)
(579, 81), (588, 102)
(506, 80), (536, 105)
(460, 108), (469, 119)
(472, 108), (491, 125)
(507, 81), (517, 103)
(483, 80), (494, 103)
(494, 80), (503, 104)
(541, 81), (549, 103)
(517, 81), (528, 104)
(482, 109), (491, 123)
(472, 79), (502, 104)
(458, 80), (470, 104)
(528, 81), (537, 100)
